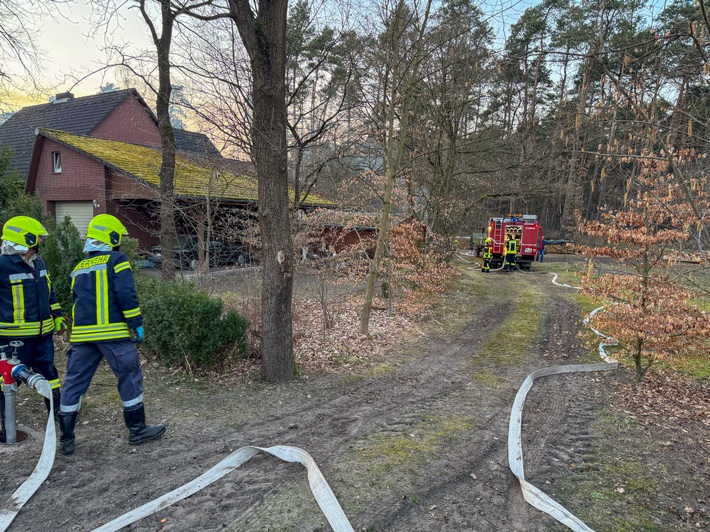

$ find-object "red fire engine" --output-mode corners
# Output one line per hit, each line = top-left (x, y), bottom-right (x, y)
(487, 214), (543, 270)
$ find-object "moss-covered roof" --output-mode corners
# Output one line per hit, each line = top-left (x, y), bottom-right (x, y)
(39, 129), (335, 206)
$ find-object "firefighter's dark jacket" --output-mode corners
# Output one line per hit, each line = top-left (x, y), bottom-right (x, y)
(0, 254), (61, 338)
(69, 250), (142, 343)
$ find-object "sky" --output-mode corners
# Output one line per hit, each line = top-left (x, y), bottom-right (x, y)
(5, 0), (534, 105)
(4, 0), (671, 109)
(5, 0), (153, 107)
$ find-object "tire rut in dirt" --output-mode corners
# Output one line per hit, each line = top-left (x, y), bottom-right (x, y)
(506, 295), (610, 532)
(201, 298), (522, 531)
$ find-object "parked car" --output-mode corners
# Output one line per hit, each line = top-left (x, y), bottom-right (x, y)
(150, 236), (252, 270)
(211, 241), (251, 267)
(150, 235), (199, 270)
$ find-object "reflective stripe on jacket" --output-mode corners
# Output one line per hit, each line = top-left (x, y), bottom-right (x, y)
(506, 239), (518, 254)
(0, 254), (60, 337)
(69, 251), (142, 343)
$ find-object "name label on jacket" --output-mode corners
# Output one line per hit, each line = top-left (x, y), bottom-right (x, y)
(74, 254), (111, 272)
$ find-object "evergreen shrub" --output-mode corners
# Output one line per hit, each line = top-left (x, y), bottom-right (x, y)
(137, 277), (248, 368)
(41, 215), (85, 311)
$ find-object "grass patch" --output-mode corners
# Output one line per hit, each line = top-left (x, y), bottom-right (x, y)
(568, 291), (601, 314)
(478, 282), (548, 365)
(472, 371), (505, 388)
(534, 259), (584, 287)
(352, 413), (475, 477)
(658, 354), (710, 381)
(423, 265), (494, 338)
(557, 456), (662, 531)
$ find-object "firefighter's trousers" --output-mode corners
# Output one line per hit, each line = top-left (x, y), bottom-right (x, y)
(61, 340), (144, 413)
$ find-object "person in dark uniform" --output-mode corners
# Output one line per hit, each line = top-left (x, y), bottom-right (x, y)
(58, 214), (165, 455)
(0, 216), (65, 416)
(504, 235), (517, 272)
(482, 237), (493, 272)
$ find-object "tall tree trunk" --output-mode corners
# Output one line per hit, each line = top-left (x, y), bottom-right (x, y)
(141, 0), (177, 280)
(560, 61), (591, 238)
(231, 0), (294, 382)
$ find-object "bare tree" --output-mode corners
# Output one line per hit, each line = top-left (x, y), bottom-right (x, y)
(228, 0), (294, 382)
(0, 0), (68, 112)
(359, 0), (433, 334)
(90, 0), (221, 279)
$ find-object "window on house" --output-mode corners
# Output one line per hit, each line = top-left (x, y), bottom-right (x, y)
(52, 152), (62, 173)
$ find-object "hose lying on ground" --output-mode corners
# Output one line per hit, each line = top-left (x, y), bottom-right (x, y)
(508, 363), (618, 532)
(3, 268), (619, 532)
(93, 445), (354, 532)
(506, 273), (619, 531)
(0, 383), (54, 532)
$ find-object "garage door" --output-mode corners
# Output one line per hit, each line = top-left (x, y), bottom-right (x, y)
(55, 201), (94, 237)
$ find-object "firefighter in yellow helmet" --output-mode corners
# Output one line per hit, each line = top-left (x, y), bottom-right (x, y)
(0, 216), (65, 418)
(58, 214), (165, 455)
(504, 234), (518, 272)
(482, 237), (493, 273)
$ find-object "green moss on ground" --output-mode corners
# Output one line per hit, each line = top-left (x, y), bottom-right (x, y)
(472, 371), (506, 388)
(477, 281), (548, 365)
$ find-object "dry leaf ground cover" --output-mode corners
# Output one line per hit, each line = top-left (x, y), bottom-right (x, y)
(1, 255), (707, 531)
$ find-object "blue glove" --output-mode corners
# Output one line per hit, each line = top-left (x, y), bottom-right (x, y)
(133, 326), (145, 343)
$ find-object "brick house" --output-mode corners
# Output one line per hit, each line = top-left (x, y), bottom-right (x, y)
(0, 89), (333, 249)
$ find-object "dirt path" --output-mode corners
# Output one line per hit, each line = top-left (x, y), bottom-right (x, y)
(2, 260), (707, 531)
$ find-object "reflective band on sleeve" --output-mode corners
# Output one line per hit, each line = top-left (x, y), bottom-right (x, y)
(114, 261), (131, 274)
(48, 378), (61, 390)
(123, 307), (141, 319)
(51, 303), (61, 311)
(39, 270), (48, 277)
(8, 273), (34, 281)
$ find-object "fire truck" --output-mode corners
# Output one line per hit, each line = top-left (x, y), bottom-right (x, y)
(486, 214), (543, 270)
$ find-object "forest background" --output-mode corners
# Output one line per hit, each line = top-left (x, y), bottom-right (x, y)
(1, 0), (707, 238)
(0, 0), (708, 383)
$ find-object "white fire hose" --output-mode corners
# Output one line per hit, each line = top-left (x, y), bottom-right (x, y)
(506, 272), (619, 531)
(0, 381), (54, 532)
(2, 271), (618, 532)
(94, 445), (353, 532)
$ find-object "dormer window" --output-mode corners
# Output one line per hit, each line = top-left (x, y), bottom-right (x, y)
(52, 151), (62, 173)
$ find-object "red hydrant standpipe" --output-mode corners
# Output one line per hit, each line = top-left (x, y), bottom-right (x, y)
(0, 341), (22, 445)
(0, 341), (50, 445)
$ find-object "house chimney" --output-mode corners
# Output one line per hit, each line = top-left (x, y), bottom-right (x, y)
(54, 91), (74, 102)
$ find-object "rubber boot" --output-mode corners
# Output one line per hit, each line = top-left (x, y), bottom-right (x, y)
(123, 403), (165, 445)
(58, 411), (77, 456)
